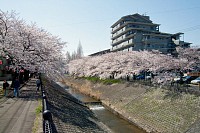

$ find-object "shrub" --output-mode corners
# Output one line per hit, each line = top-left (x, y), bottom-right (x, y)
(82, 76), (121, 85)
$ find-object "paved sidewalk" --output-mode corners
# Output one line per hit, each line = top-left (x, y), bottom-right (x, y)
(0, 79), (41, 133)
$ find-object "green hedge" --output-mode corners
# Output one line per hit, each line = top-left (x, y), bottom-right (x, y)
(82, 76), (121, 85)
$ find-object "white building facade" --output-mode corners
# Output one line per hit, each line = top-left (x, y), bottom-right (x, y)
(111, 13), (191, 54)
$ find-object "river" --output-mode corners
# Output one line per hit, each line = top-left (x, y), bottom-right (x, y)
(56, 82), (146, 133)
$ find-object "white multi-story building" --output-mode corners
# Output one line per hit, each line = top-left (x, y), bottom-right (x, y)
(111, 13), (191, 54)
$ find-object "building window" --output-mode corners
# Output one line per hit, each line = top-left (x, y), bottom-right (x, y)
(146, 35), (150, 39)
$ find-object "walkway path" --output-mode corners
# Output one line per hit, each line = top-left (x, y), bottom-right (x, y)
(0, 79), (41, 133)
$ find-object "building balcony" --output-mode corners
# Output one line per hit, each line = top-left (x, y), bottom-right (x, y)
(111, 23), (127, 34)
(111, 42), (134, 52)
(111, 21), (160, 34)
(111, 27), (143, 40)
(111, 27), (126, 39)
(141, 38), (168, 44)
(111, 38), (134, 51)
(111, 34), (135, 46)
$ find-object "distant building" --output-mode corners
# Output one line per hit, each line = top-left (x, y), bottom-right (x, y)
(110, 13), (191, 54)
(89, 49), (110, 56)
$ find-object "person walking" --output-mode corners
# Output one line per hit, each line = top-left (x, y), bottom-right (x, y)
(3, 80), (9, 97)
(36, 78), (41, 91)
(13, 78), (20, 97)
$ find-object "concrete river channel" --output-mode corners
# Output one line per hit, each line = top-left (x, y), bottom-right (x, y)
(56, 82), (146, 133)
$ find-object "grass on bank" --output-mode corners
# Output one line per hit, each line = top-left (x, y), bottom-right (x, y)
(35, 100), (42, 114)
(32, 99), (42, 133)
(82, 76), (121, 85)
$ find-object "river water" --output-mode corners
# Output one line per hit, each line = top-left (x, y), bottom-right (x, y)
(56, 82), (146, 133)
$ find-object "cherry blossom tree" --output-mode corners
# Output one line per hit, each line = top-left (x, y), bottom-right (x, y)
(68, 49), (200, 84)
(176, 47), (200, 71)
(0, 10), (67, 80)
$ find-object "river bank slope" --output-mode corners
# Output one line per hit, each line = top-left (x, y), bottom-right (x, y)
(63, 76), (200, 133)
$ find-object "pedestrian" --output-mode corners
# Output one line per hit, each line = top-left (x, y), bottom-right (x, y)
(132, 72), (136, 80)
(13, 78), (20, 97)
(170, 77), (175, 86)
(3, 80), (9, 97)
(126, 73), (130, 81)
(19, 67), (24, 84)
(36, 78), (41, 91)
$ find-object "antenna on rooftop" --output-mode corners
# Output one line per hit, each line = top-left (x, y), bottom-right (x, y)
(143, 12), (147, 16)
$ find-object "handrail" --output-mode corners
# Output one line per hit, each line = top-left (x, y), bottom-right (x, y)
(40, 74), (53, 133)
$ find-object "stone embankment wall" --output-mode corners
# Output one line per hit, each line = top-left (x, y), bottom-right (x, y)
(63, 77), (156, 132)
(63, 77), (200, 133)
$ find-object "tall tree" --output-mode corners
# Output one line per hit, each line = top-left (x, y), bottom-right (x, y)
(71, 51), (77, 60)
(76, 40), (83, 59)
(65, 51), (71, 63)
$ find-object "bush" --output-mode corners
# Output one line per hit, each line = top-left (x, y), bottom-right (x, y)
(82, 76), (121, 85)
(83, 76), (100, 83)
(101, 79), (121, 85)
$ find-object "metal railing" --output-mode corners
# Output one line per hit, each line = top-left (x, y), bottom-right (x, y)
(40, 75), (53, 133)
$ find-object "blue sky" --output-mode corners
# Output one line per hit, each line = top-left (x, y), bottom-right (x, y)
(1, 0), (200, 55)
